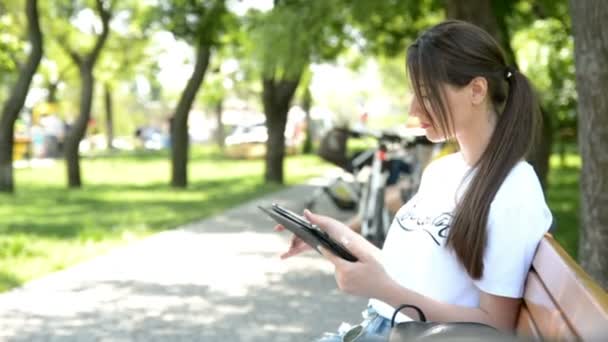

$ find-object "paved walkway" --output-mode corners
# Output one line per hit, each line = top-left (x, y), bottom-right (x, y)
(0, 176), (367, 341)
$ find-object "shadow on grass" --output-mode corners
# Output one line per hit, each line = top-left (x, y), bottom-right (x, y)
(82, 146), (226, 162)
(0, 177), (282, 240)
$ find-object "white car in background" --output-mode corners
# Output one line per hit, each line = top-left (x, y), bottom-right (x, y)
(224, 121), (303, 158)
(224, 122), (268, 146)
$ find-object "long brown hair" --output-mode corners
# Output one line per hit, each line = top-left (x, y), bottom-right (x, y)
(406, 20), (541, 279)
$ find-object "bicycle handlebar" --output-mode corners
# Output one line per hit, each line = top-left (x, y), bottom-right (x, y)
(333, 127), (428, 145)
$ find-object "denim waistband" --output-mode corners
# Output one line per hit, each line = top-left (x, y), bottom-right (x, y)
(341, 307), (391, 342)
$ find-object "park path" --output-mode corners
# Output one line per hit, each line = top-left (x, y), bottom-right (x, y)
(0, 174), (367, 341)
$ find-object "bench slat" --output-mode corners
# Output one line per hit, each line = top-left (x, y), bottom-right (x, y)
(522, 271), (577, 340)
(516, 305), (541, 340)
(532, 235), (608, 339)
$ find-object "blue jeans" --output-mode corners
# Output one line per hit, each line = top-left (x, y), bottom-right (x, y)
(315, 307), (391, 342)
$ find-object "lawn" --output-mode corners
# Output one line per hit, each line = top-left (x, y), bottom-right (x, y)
(0, 146), (334, 292)
(546, 153), (581, 258)
(0, 146), (581, 292)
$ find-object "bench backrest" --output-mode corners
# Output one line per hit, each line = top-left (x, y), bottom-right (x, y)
(516, 234), (608, 340)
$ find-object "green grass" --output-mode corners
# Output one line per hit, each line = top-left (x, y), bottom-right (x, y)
(0, 146), (582, 292)
(0, 146), (333, 292)
(546, 153), (581, 258)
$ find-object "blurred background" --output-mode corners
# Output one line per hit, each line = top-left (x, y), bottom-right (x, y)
(0, 0), (605, 293)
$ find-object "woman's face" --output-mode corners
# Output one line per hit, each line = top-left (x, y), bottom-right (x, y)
(408, 83), (477, 143)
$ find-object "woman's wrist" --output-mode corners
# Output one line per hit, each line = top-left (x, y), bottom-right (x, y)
(373, 275), (404, 304)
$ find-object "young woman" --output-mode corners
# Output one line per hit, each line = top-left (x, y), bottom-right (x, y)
(274, 20), (552, 341)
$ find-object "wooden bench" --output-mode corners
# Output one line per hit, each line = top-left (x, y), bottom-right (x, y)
(516, 234), (608, 340)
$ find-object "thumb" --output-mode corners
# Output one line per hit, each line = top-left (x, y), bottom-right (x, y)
(304, 209), (345, 237)
(303, 209), (324, 226)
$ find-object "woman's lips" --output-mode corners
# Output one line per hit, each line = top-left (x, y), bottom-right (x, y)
(420, 123), (431, 129)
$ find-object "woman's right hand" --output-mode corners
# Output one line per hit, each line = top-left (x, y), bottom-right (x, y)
(274, 224), (313, 259)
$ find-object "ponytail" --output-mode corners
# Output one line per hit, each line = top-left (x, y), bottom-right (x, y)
(447, 68), (541, 279)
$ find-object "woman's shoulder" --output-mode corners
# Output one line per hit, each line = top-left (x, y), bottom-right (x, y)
(497, 161), (543, 198)
(488, 160), (553, 241)
(491, 160), (550, 215)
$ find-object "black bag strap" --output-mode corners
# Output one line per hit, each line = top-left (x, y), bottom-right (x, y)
(391, 304), (427, 327)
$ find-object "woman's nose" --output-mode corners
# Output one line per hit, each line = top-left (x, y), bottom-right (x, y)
(409, 97), (422, 118)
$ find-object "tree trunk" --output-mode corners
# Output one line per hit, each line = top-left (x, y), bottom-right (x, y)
(104, 83), (114, 150)
(215, 98), (224, 150)
(61, 0), (110, 188)
(445, 0), (552, 190)
(262, 77), (301, 184)
(445, 0), (505, 48)
(570, 0), (608, 289)
(171, 44), (211, 188)
(529, 109), (553, 191)
(65, 63), (95, 187)
(302, 87), (313, 154)
(0, 0), (42, 193)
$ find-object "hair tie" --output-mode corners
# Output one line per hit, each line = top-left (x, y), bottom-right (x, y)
(504, 66), (516, 80)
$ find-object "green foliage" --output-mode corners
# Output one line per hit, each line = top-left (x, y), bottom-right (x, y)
(42, 0), (115, 54)
(0, 20), (21, 76)
(147, 0), (229, 47)
(96, 3), (149, 84)
(347, 0), (442, 57)
(511, 7), (576, 136)
(0, 0), (27, 83)
(247, 0), (349, 80)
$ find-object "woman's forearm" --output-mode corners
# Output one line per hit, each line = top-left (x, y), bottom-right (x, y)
(375, 279), (515, 332)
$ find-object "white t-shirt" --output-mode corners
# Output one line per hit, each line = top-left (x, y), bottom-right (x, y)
(369, 152), (553, 322)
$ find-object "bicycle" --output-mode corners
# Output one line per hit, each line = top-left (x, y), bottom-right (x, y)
(307, 127), (429, 247)
(356, 130), (418, 247)
(305, 127), (373, 212)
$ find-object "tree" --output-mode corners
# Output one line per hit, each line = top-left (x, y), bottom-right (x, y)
(0, 0), (43, 193)
(299, 72), (313, 154)
(570, 0), (608, 288)
(248, 0), (349, 183)
(149, 0), (229, 187)
(49, 0), (113, 187)
(96, 2), (149, 150)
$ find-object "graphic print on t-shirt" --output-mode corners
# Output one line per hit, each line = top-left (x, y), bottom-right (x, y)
(394, 197), (453, 246)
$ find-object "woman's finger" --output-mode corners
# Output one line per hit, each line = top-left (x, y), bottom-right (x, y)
(303, 209), (347, 236)
(319, 246), (345, 266)
(280, 243), (311, 259)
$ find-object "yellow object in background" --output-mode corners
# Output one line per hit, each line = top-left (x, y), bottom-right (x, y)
(13, 136), (31, 161)
(32, 102), (60, 124)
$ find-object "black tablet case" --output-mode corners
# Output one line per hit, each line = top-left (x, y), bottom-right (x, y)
(259, 204), (357, 262)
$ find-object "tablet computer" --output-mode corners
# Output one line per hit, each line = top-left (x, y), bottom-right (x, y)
(259, 203), (358, 262)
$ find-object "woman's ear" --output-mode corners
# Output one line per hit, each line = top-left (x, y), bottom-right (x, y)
(469, 77), (488, 106)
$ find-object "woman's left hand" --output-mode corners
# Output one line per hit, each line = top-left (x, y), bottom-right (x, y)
(303, 210), (395, 299)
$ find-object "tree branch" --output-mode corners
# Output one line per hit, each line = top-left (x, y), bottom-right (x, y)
(88, 0), (112, 64)
(56, 33), (82, 65)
